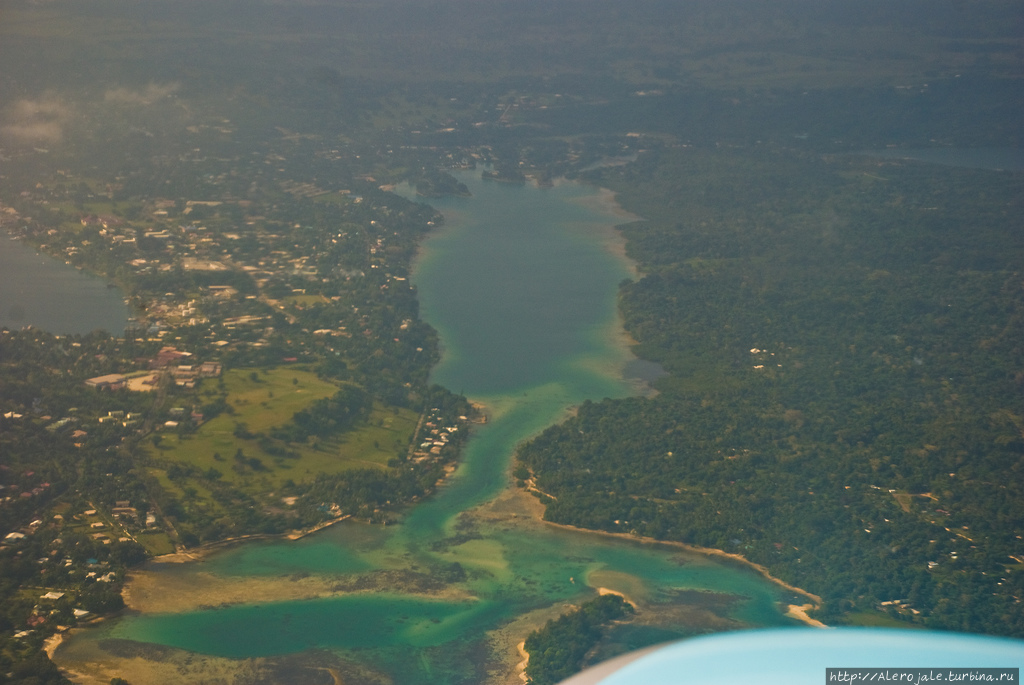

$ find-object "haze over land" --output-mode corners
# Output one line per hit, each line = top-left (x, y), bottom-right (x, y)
(0, 0), (1022, 683)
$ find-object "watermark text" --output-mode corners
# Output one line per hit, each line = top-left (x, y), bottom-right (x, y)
(827, 669), (1018, 685)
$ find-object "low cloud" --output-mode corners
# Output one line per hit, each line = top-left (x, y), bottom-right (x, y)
(1, 95), (71, 144)
(1, 83), (185, 148)
(104, 82), (180, 106)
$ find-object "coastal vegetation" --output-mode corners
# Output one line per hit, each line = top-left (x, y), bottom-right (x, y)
(523, 594), (633, 685)
(517, 146), (1024, 635)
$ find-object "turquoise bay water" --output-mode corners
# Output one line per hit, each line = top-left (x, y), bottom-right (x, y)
(389, 174), (641, 543)
(0, 236), (129, 335)
(73, 173), (795, 683)
(120, 594), (502, 656)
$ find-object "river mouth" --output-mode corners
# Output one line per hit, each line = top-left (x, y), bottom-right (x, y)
(55, 172), (797, 684)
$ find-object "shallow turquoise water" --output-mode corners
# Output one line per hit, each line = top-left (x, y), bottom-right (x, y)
(80, 172), (795, 683)
(112, 594), (503, 656)
(391, 173), (639, 541)
(197, 535), (373, 577)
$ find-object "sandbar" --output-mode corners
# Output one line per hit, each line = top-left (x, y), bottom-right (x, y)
(785, 603), (828, 628)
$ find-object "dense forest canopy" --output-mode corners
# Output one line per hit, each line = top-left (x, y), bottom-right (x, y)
(518, 146), (1024, 634)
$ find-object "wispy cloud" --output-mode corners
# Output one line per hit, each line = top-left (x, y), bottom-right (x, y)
(104, 82), (180, 106)
(1, 95), (71, 144)
(2, 82), (184, 147)
(1, 95), (72, 145)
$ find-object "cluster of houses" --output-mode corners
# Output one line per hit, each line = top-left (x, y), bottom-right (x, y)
(169, 360), (222, 389)
(159, 352), (222, 388)
(79, 214), (124, 230)
(411, 409), (469, 464)
(0, 479), (51, 507)
(879, 598), (921, 615)
(96, 410), (141, 427)
(87, 212), (225, 277)
(164, 406), (205, 429)
(80, 504), (138, 546)
(8, 548), (121, 639)
(85, 346), (222, 393)
(4, 502), (148, 561)
(143, 298), (207, 328)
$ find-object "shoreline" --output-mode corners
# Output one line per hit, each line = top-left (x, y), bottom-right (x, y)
(148, 514), (352, 565)
(595, 586), (638, 610)
(570, 183), (664, 399)
(786, 603), (828, 628)
(516, 641), (529, 683)
(570, 184), (642, 280)
(44, 631), (65, 660)
(538, 518), (823, 610)
(472, 486), (828, 681)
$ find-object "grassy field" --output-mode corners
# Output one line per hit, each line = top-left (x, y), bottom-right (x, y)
(136, 530), (176, 556)
(150, 367), (420, 494)
(281, 294), (328, 307)
(842, 610), (921, 629)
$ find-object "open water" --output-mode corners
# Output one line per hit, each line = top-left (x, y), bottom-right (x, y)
(0, 236), (129, 335)
(59, 172), (795, 683)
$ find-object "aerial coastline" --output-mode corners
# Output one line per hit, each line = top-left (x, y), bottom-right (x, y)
(3, 0), (1022, 680)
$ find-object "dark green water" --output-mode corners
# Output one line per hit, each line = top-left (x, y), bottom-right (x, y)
(66, 173), (796, 683)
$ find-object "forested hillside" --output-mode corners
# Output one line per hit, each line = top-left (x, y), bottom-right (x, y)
(518, 146), (1024, 634)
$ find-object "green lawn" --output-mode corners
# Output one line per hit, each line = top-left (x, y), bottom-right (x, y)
(842, 610), (921, 629)
(150, 367), (419, 494)
(281, 294), (327, 306)
(136, 530), (176, 556)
